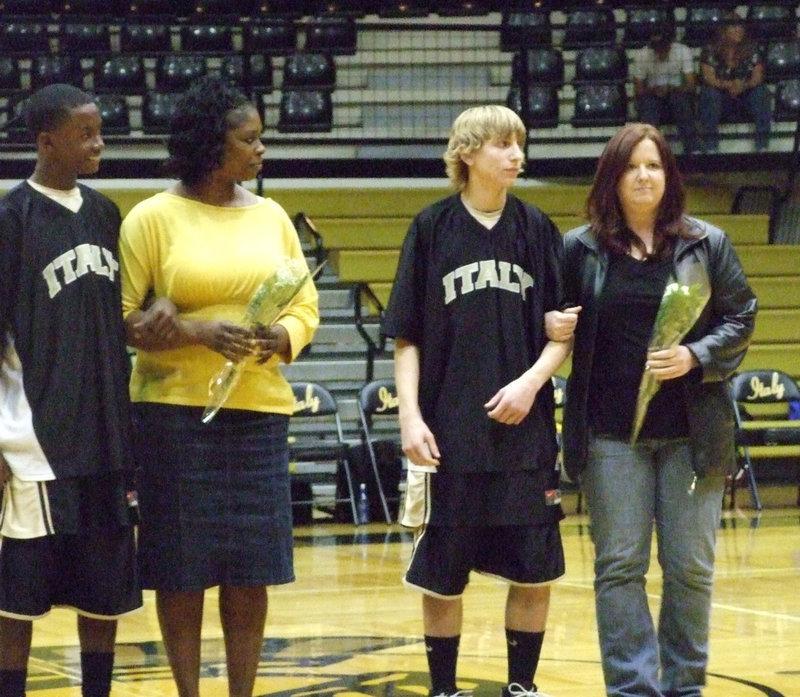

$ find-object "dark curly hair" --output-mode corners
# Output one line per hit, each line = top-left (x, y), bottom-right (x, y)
(165, 76), (256, 187)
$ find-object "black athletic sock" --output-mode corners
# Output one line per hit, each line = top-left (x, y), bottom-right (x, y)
(424, 635), (460, 695)
(505, 629), (544, 690)
(0, 669), (27, 697)
(80, 652), (114, 697)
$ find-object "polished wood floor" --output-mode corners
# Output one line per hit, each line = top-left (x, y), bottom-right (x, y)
(22, 499), (800, 697)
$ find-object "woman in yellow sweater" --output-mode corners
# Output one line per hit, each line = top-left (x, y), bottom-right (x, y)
(118, 76), (319, 697)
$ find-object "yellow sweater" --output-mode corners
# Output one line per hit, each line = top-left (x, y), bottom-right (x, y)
(119, 192), (319, 414)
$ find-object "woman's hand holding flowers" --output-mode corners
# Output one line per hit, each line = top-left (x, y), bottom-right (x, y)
(645, 345), (699, 381)
(198, 321), (255, 362)
(252, 323), (289, 364)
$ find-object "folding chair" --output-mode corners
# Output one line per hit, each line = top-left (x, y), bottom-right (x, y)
(728, 369), (800, 510)
(288, 381), (357, 524)
(356, 378), (402, 524)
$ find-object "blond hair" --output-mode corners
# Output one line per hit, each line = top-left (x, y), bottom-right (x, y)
(443, 105), (527, 191)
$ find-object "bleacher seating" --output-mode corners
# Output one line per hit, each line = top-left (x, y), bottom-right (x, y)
(2, 3), (800, 176)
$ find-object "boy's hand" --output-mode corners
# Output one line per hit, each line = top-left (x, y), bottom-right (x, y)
(545, 306), (581, 342)
(484, 376), (538, 425)
(130, 297), (183, 345)
(400, 416), (440, 467)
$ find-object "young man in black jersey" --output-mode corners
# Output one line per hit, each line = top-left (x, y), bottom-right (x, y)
(0, 84), (141, 697)
(383, 105), (578, 697)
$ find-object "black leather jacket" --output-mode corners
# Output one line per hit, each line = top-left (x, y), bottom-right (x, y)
(562, 218), (758, 481)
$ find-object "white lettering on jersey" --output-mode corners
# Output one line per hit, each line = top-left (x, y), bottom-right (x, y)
(40, 244), (118, 299)
(442, 259), (534, 305)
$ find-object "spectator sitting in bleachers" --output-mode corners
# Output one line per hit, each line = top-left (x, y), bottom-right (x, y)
(697, 10), (771, 152)
(631, 22), (699, 155)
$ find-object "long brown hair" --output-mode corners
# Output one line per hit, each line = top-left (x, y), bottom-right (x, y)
(586, 123), (691, 259)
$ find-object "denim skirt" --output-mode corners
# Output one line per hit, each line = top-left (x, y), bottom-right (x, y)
(132, 403), (294, 591)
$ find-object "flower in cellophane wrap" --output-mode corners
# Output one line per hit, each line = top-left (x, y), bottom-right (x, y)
(629, 277), (710, 444)
(202, 257), (311, 424)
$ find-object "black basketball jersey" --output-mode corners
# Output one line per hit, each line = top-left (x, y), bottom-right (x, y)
(0, 182), (134, 481)
(382, 193), (565, 474)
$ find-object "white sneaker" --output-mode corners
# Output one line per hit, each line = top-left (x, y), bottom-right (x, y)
(504, 682), (555, 697)
(430, 691), (474, 697)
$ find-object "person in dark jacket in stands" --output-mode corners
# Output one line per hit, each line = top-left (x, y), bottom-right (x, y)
(561, 122), (757, 697)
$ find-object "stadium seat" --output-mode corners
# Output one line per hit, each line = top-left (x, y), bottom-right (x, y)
(141, 91), (181, 134)
(220, 54), (272, 93)
(94, 93), (130, 135)
(623, 6), (675, 48)
(746, 3), (798, 42)
(1, 22), (50, 53)
(277, 89), (333, 132)
(571, 83), (628, 127)
(305, 15), (357, 55)
(120, 23), (172, 53)
(573, 45), (628, 83)
(500, 10), (552, 51)
(155, 54), (207, 91)
(243, 19), (297, 55)
(58, 22), (111, 52)
(282, 52), (336, 90)
(562, 7), (617, 49)
(773, 78), (800, 120)
(0, 57), (22, 90)
(682, 5), (728, 48)
(507, 83), (560, 129)
(512, 47), (564, 85)
(765, 38), (800, 82)
(2, 93), (28, 141)
(30, 55), (83, 89)
(179, 24), (234, 52)
(93, 55), (146, 93)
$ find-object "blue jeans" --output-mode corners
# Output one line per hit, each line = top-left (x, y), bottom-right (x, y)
(582, 436), (725, 697)
(697, 84), (771, 149)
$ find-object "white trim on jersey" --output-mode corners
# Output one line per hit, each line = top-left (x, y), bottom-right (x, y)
(0, 479), (54, 538)
(0, 336), (56, 482)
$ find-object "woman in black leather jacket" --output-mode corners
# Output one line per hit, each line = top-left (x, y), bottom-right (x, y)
(561, 123), (757, 697)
